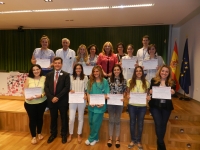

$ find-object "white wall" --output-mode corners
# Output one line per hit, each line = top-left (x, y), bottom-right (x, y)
(171, 13), (200, 101)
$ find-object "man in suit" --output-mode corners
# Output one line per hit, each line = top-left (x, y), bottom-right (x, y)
(45, 57), (70, 144)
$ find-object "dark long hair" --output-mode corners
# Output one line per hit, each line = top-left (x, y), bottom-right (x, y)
(28, 64), (43, 78)
(72, 64), (85, 80)
(129, 66), (147, 91)
(110, 64), (125, 83)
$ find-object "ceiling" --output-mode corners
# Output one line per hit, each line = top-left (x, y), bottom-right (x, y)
(0, 0), (200, 30)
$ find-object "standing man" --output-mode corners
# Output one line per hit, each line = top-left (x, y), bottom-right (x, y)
(56, 38), (75, 74)
(136, 35), (150, 66)
(45, 57), (70, 144)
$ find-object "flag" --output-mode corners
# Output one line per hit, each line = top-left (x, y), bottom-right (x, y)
(170, 41), (180, 91)
(179, 38), (191, 94)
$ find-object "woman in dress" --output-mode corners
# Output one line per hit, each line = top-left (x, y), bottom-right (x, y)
(31, 35), (55, 75)
(67, 64), (88, 143)
(127, 66), (150, 150)
(97, 41), (118, 78)
(107, 64), (127, 148)
(24, 64), (47, 144)
(85, 65), (110, 146)
(148, 65), (175, 150)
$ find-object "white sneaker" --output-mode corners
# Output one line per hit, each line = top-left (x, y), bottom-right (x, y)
(85, 139), (90, 145)
(90, 139), (99, 146)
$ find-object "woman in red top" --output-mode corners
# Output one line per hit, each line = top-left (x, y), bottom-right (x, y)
(97, 41), (118, 78)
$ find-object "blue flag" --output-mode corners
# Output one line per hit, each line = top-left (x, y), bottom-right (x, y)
(179, 38), (191, 94)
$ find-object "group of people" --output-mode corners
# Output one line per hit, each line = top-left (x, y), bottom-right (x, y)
(24, 35), (175, 150)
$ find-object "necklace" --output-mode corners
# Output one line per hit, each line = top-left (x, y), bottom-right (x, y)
(34, 77), (41, 87)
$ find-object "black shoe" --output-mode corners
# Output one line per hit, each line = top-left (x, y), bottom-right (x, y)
(107, 139), (112, 147)
(47, 135), (56, 143)
(62, 135), (67, 144)
(115, 140), (120, 148)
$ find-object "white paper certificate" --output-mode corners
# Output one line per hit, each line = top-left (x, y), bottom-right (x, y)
(129, 93), (147, 105)
(122, 57), (137, 68)
(107, 94), (123, 106)
(89, 94), (105, 105)
(24, 87), (42, 99)
(69, 92), (84, 103)
(36, 59), (50, 68)
(152, 86), (171, 99)
(83, 66), (93, 75)
(143, 59), (158, 70)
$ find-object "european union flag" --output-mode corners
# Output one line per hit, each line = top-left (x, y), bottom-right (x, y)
(179, 38), (191, 94)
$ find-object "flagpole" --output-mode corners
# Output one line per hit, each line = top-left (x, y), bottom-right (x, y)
(179, 92), (190, 101)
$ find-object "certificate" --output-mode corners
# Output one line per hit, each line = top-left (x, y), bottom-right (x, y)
(24, 87), (42, 99)
(36, 59), (50, 68)
(83, 66), (93, 75)
(122, 57), (137, 68)
(129, 93), (147, 105)
(107, 94), (123, 106)
(143, 59), (158, 70)
(152, 86), (171, 99)
(69, 92), (84, 103)
(89, 94), (105, 105)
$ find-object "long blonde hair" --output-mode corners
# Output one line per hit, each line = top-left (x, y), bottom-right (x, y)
(76, 44), (89, 63)
(153, 65), (174, 86)
(102, 41), (114, 55)
(88, 66), (104, 91)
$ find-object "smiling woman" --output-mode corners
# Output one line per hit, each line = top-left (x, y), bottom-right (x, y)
(23, 64), (47, 144)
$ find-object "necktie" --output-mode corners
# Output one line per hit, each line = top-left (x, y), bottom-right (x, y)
(54, 71), (59, 94)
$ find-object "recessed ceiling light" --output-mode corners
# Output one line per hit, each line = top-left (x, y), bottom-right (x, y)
(0, 2), (5, 4)
(44, 0), (53, 2)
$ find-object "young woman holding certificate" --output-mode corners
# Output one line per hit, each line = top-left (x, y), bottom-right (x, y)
(122, 44), (138, 80)
(144, 44), (165, 83)
(24, 64), (47, 144)
(67, 64), (88, 143)
(31, 35), (55, 75)
(85, 65), (110, 146)
(148, 65), (175, 150)
(107, 64), (127, 148)
(127, 66), (149, 150)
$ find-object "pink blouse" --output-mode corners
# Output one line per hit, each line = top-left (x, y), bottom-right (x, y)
(97, 53), (118, 73)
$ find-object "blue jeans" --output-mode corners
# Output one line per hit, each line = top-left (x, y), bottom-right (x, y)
(150, 107), (171, 145)
(128, 105), (146, 143)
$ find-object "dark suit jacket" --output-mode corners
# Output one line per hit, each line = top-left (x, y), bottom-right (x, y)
(44, 70), (70, 108)
(149, 78), (176, 110)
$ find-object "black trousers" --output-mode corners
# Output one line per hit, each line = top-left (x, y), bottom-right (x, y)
(49, 105), (69, 136)
(24, 100), (47, 137)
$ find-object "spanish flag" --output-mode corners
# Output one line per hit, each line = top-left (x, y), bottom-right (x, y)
(170, 41), (180, 91)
